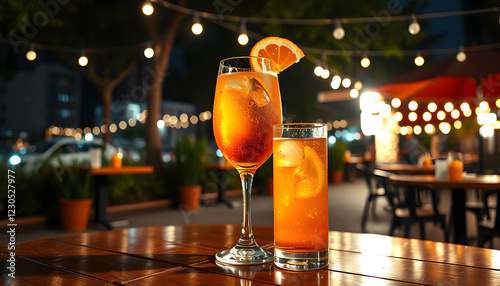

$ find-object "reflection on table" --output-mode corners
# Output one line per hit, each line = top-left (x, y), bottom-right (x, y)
(390, 174), (500, 245)
(2, 225), (500, 285)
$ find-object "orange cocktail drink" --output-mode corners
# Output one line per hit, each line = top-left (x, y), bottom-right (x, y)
(214, 70), (281, 173)
(273, 123), (329, 271)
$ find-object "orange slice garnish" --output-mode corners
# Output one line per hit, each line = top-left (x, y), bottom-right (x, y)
(294, 146), (324, 200)
(250, 37), (304, 73)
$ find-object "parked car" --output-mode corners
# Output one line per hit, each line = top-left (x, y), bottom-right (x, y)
(12, 138), (115, 173)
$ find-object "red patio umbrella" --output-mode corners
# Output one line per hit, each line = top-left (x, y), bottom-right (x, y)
(371, 49), (500, 104)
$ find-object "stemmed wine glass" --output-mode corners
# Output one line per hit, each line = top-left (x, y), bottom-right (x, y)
(213, 56), (282, 264)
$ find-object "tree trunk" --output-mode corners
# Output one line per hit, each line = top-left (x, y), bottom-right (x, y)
(144, 2), (186, 174)
(145, 71), (163, 172)
(99, 83), (113, 146)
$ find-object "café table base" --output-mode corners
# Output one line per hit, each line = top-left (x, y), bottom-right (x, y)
(274, 248), (329, 271)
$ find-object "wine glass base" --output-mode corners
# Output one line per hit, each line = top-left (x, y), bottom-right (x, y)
(215, 244), (274, 265)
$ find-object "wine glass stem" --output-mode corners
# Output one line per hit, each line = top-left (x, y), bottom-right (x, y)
(238, 172), (255, 246)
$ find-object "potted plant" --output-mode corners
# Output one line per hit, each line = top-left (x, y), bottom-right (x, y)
(174, 135), (207, 210)
(329, 139), (347, 184)
(53, 159), (93, 232)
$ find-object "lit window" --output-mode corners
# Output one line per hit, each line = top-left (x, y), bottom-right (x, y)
(58, 93), (71, 103)
(58, 109), (71, 118)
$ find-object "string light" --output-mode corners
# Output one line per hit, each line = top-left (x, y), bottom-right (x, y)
(428, 102), (437, 112)
(144, 43), (154, 58)
(191, 13), (203, 35)
(414, 51), (424, 66)
(456, 46), (466, 62)
(391, 98), (401, 108)
(444, 102), (454, 112)
(349, 89), (359, 98)
(320, 67), (330, 79)
(354, 81), (363, 90)
(424, 124), (435, 134)
(408, 14), (420, 35)
(331, 75), (341, 89)
(78, 50), (88, 67)
(142, 0), (154, 16)
(342, 78), (351, 88)
(360, 52), (370, 68)
(26, 45), (37, 61)
(238, 18), (248, 45)
(408, 100), (418, 111)
(423, 111), (432, 121)
(437, 110), (446, 120)
(332, 19), (345, 40)
(314, 62), (323, 76)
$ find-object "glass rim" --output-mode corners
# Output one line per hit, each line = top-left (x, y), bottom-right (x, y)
(274, 123), (326, 129)
(220, 55), (272, 64)
(219, 56), (275, 71)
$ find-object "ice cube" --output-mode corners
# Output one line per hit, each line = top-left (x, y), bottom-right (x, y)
(248, 77), (271, 107)
(227, 75), (250, 92)
(276, 141), (304, 167)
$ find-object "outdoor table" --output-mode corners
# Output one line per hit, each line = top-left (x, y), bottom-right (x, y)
(2, 225), (500, 285)
(91, 166), (154, 229)
(206, 162), (235, 208)
(390, 174), (500, 245)
(376, 163), (435, 174)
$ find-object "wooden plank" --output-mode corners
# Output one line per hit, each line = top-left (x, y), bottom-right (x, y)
(124, 266), (274, 286)
(3, 239), (180, 283)
(329, 249), (500, 285)
(329, 231), (500, 270)
(0, 252), (107, 285)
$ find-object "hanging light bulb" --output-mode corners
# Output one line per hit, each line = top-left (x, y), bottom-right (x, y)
(456, 46), (466, 62)
(320, 67), (330, 79)
(354, 81), (363, 90)
(142, 0), (154, 16)
(408, 100), (418, 111)
(238, 18), (248, 45)
(314, 61), (323, 77)
(414, 51), (424, 66)
(349, 89), (359, 98)
(391, 98), (401, 108)
(191, 13), (203, 35)
(332, 18), (345, 40)
(342, 78), (351, 88)
(78, 50), (88, 67)
(408, 14), (420, 35)
(360, 52), (370, 68)
(331, 75), (341, 89)
(144, 43), (154, 58)
(26, 45), (37, 61)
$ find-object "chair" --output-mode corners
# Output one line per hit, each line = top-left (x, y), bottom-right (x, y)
(477, 188), (500, 247)
(356, 163), (391, 232)
(373, 170), (448, 241)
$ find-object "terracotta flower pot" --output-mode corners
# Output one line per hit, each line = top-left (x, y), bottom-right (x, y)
(179, 185), (203, 210)
(59, 198), (93, 232)
(331, 170), (344, 185)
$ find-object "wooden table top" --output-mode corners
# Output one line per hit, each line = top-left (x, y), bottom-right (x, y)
(390, 174), (500, 189)
(90, 165), (154, 176)
(376, 163), (435, 174)
(2, 225), (500, 285)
